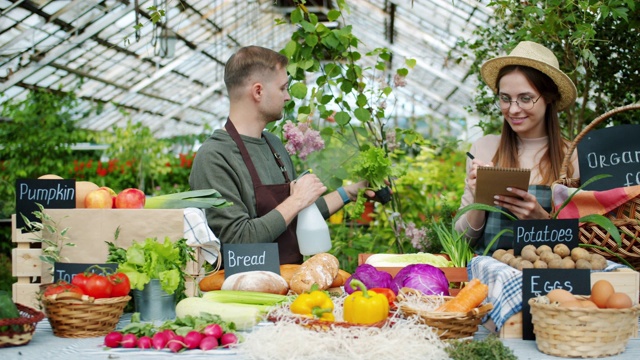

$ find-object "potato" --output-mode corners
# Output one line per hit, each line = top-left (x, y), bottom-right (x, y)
(522, 244), (537, 254)
(539, 251), (556, 264)
(589, 253), (607, 270)
(553, 244), (570, 258)
(509, 256), (522, 268)
(521, 248), (539, 263)
(571, 247), (590, 262)
(500, 253), (515, 264)
(492, 249), (507, 261)
(506, 248), (514, 255)
(536, 245), (552, 255)
(517, 260), (534, 271)
(575, 259), (592, 270)
(561, 257), (576, 269)
(548, 259), (564, 269)
(533, 259), (548, 269)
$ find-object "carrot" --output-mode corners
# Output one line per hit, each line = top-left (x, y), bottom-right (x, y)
(435, 278), (488, 312)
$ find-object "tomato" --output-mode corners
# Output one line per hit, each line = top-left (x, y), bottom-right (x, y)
(71, 272), (95, 294)
(43, 281), (84, 297)
(109, 272), (131, 297)
(84, 275), (113, 299)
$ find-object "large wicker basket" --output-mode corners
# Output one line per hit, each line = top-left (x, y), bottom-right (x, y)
(553, 103), (640, 270)
(0, 304), (45, 348)
(529, 296), (640, 358)
(41, 292), (130, 338)
(397, 291), (493, 340)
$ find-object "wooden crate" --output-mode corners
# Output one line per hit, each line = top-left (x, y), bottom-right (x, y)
(11, 210), (205, 307)
(357, 253), (469, 283)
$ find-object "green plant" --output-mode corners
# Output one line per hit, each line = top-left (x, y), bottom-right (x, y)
(445, 335), (517, 360)
(431, 219), (474, 268)
(19, 203), (76, 274)
(106, 236), (195, 302)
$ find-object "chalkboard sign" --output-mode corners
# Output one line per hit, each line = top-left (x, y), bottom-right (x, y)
(15, 179), (76, 230)
(222, 243), (280, 278)
(513, 219), (579, 255)
(53, 262), (118, 283)
(578, 124), (640, 190)
(521, 269), (591, 340)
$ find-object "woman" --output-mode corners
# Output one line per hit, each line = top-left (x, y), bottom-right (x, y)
(454, 41), (580, 254)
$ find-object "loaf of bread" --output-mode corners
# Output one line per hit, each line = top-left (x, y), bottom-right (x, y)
(279, 264), (301, 287)
(289, 253), (340, 294)
(199, 264), (303, 292)
(221, 270), (289, 295)
(330, 269), (351, 288)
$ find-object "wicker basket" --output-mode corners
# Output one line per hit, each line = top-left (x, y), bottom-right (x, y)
(397, 291), (493, 340)
(41, 292), (130, 338)
(0, 304), (45, 348)
(553, 103), (640, 270)
(529, 296), (640, 358)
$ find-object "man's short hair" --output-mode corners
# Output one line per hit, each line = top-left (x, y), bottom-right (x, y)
(224, 46), (288, 96)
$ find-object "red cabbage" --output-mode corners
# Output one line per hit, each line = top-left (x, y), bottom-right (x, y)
(344, 264), (393, 294)
(391, 264), (450, 296)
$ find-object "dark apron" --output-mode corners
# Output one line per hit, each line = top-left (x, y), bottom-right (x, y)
(225, 120), (302, 264)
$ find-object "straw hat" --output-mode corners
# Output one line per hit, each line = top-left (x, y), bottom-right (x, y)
(480, 41), (577, 111)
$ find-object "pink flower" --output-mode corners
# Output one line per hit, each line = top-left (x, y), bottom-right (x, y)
(386, 128), (398, 152)
(283, 120), (325, 160)
(401, 221), (428, 250)
(393, 73), (407, 87)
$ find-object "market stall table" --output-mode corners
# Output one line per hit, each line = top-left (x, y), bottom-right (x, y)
(3, 314), (640, 359)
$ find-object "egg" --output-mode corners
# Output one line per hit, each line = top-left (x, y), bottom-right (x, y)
(605, 292), (633, 309)
(580, 300), (599, 309)
(590, 280), (615, 308)
(547, 288), (576, 304)
(559, 299), (583, 308)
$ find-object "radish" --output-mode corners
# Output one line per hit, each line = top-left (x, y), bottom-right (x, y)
(162, 329), (179, 341)
(199, 335), (219, 350)
(137, 335), (152, 349)
(183, 331), (203, 350)
(220, 332), (238, 348)
(203, 323), (223, 339)
(152, 331), (169, 350)
(167, 335), (185, 353)
(104, 331), (123, 348)
(121, 333), (137, 348)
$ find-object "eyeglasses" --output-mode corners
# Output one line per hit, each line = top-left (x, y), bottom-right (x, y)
(495, 94), (542, 110)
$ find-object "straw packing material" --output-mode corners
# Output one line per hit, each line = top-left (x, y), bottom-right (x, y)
(529, 296), (640, 358)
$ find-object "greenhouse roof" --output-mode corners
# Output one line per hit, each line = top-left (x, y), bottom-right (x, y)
(0, 0), (492, 138)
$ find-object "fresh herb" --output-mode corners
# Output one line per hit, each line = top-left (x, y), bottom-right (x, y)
(106, 237), (195, 301)
(431, 218), (474, 268)
(20, 203), (76, 274)
(445, 335), (517, 360)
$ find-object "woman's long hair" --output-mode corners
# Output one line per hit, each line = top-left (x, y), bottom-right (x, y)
(491, 65), (574, 185)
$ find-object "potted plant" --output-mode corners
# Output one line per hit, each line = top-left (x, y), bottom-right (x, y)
(106, 236), (195, 321)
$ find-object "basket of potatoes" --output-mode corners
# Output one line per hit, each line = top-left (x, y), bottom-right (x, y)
(492, 244), (607, 271)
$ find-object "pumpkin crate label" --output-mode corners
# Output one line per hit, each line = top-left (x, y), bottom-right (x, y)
(15, 178), (76, 229)
(222, 243), (280, 278)
(513, 218), (579, 255)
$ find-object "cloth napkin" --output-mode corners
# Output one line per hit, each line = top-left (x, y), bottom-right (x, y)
(183, 207), (220, 265)
(469, 256), (625, 331)
(551, 183), (640, 219)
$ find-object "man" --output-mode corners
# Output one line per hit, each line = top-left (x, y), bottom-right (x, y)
(189, 46), (370, 264)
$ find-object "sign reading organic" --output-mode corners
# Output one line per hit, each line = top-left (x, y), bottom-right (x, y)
(513, 219), (579, 255)
(53, 262), (118, 283)
(578, 124), (640, 190)
(521, 269), (590, 340)
(15, 179), (76, 230)
(222, 243), (280, 278)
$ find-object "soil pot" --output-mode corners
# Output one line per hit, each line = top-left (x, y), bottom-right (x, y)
(374, 186), (392, 204)
(132, 279), (176, 321)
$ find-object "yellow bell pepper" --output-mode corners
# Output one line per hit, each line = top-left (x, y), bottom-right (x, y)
(344, 279), (390, 324)
(290, 284), (335, 321)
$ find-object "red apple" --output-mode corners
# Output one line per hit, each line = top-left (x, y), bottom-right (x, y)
(115, 188), (146, 209)
(99, 186), (117, 208)
(85, 189), (114, 209)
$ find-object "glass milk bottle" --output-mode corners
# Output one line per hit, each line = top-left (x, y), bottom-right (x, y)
(296, 203), (332, 255)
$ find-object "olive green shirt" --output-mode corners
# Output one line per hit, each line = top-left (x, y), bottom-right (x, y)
(189, 129), (329, 245)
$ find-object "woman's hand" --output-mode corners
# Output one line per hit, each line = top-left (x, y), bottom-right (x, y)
(467, 159), (493, 195)
(493, 187), (550, 220)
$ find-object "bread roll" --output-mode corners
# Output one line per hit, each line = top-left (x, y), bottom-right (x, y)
(280, 264), (301, 287)
(221, 270), (289, 295)
(199, 270), (225, 291)
(330, 269), (351, 288)
(289, 253), (339, 294)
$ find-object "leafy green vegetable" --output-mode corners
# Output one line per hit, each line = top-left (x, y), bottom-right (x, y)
(106, 237), (195, 299)
(445, 335), (517, 360)
(431, 219), (474, 268)
(349, 147), (404, 191)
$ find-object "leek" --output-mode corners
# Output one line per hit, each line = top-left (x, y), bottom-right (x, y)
(202, 290), (290, 306)
(144, 189), (232, 209)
